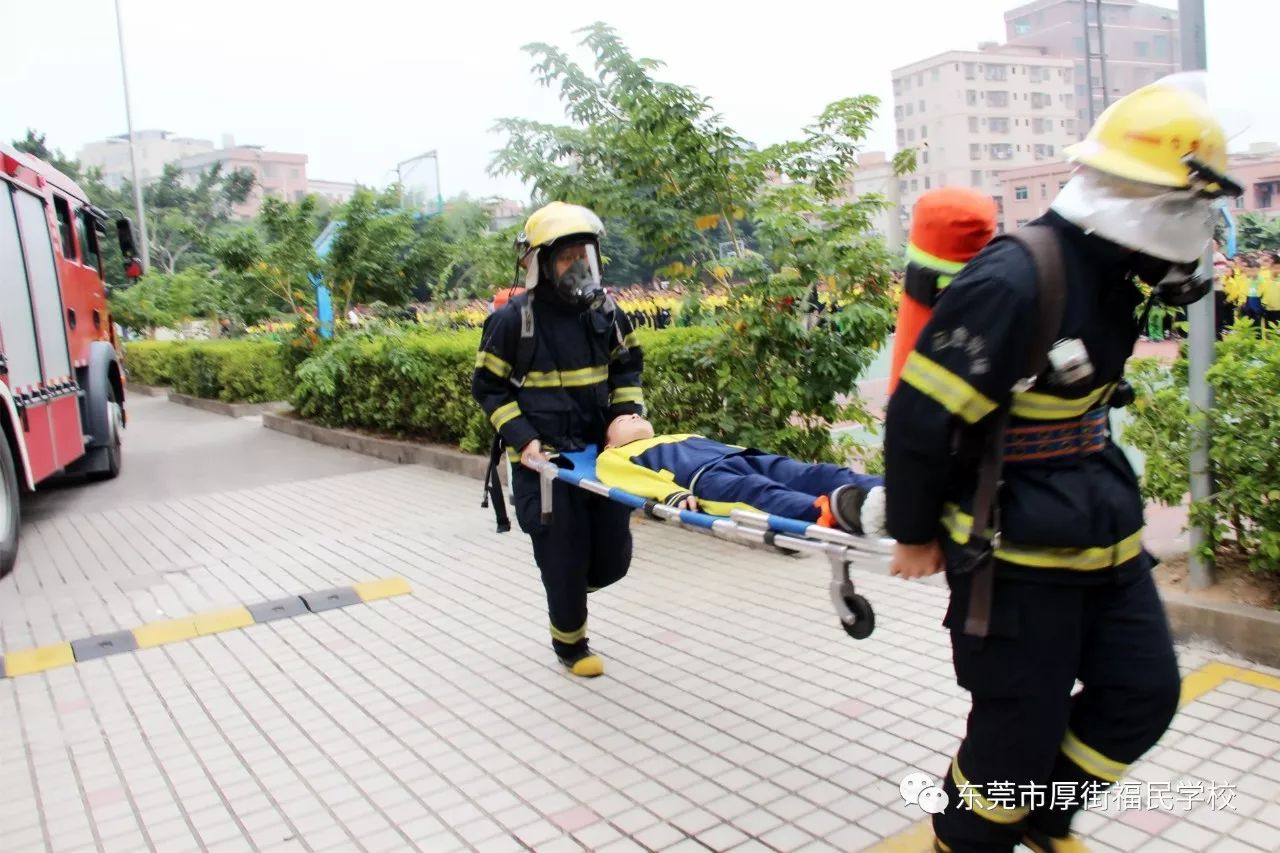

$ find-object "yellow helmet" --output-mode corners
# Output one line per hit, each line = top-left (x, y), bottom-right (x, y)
(1064, 79), (1238, 196)
(519, 201), (605, 253)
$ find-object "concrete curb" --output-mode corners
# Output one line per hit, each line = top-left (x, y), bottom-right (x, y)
(1162, 592), (1280, 670)
(127, 383), (171, 398)
(261, 411), (490, 480)
(263, 409), (1280, 667)
(169, 392), (290, 419)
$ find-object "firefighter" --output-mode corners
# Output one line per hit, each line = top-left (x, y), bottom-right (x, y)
(471, 202), (645, 678)
(883, 76), (1241, 853)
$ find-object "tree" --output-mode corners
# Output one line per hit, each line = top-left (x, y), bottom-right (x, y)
(214, 196), (321, 323)
(133, 162), (255, 274)
(326, 187), (419, 314)
(1233, 211), (1280, 253)
(489, 22), (913, 459)
(12, 129), (81, 181)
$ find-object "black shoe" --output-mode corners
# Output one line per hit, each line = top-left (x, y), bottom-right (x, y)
(830, 485), (868, 535)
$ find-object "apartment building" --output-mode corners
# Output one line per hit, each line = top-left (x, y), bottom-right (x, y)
(891, 44), (1077, 227)
(1004, 0), (1180, 137)
(177, 137), (308, 219)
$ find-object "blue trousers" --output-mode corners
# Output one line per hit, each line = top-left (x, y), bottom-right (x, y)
(692, 453), (881, 521)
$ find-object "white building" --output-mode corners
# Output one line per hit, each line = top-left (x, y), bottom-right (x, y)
(78, 130), (214, 189)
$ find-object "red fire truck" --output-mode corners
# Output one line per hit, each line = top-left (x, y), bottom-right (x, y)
(1, 143), (142, 577)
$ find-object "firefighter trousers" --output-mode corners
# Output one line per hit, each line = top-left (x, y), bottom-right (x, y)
(932, 566), (1181, 852)
(512, 466), (633, 658)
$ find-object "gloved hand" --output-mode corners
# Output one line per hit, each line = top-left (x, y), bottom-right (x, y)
(860, 486), (887, 537)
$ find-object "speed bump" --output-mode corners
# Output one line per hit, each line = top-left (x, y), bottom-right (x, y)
(0, 576), (411, 679)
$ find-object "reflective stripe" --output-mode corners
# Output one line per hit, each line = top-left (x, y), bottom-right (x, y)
(907, 242), (967, 275)
(941, 503), (1145, 571)
(609, 387), (644, 406)
(900, 352), (997, 424)
(475, 351), (512, 379)
(951, 756), (1030, 824)
(1011, 383), (1116, 421)
(490, 401), (521, 431)
(550, 621), (587, 644)
(523, 366), (609, 389)
(1061, 730), (1128, 782)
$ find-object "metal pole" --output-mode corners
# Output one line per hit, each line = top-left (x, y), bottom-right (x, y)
(1180, 0), (1214, 589)
(113, 0), (150, 274)
(1095, 0), (1110, 109)
(1081, 0), (1096, 127)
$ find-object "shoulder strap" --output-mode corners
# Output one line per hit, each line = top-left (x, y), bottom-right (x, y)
(962, 224), (1067, 638)
(1003, 224), (1068, 385)
(510, 291), (537, 387)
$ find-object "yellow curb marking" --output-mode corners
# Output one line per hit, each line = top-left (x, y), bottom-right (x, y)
(1, 577), (412, 678)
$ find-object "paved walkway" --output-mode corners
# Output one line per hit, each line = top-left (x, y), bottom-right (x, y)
(2, 397), (1278, 852)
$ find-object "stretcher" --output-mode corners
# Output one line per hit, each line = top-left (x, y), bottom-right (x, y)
(527, 446), (891, 640)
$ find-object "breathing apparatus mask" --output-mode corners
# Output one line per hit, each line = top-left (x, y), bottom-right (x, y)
(530, 237), (607, 311)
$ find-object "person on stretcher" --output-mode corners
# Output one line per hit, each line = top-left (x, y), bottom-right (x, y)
(596, 415), (887, 536)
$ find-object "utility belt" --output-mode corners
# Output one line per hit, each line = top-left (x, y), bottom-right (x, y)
(1002, 407), (1110, 463)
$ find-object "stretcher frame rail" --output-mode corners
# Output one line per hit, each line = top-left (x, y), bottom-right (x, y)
(531, 450), (892, 640)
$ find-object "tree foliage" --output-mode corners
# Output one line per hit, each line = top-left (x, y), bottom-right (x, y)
(489, 22), (912, 458)
(1125, 321), (1280, 572)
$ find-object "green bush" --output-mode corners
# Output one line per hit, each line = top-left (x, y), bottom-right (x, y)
(121, 341), (179, 386)
(1125, 319), (1280, 572)
(123, 340), (291, 403)
(291, 325), (725, 455)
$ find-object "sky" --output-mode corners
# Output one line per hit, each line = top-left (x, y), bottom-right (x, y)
(4, 0), (1276, 203)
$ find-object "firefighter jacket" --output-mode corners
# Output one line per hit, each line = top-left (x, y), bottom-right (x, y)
(883, 211), (1152, 585)
(471, 292), (645, 462)
(596, 435), (750, 509)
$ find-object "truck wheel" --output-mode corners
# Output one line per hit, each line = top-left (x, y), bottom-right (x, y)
(0, 436), (19, 579)
(86, 382), (123, 482)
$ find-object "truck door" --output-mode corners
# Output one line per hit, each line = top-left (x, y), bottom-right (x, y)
(1, 182), (81, 480)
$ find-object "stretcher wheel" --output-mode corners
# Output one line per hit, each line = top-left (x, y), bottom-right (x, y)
(841, 594), (875, 640)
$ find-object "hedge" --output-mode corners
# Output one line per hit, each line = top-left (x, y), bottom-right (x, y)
(291, 325), (724, 454)
(1125, 319), (1280, 572)
(123, 340), (292, 403)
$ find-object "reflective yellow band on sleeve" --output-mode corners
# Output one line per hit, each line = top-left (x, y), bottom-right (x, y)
(900, 352), (998, 424)
(475, 351), (513, 379)
(609, 387), (645, 406)
(1060, 730), (1128, 782)
(490, 401), (522, 431)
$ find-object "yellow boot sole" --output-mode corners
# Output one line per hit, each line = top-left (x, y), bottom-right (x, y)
(566, 654), (604, 677)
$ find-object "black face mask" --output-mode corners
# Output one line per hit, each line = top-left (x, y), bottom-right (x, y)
(1131, 254), (1212, 307)
(555, 258), (606, 311)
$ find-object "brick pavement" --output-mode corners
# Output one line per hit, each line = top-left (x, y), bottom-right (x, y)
(1, 400), (1278, 852)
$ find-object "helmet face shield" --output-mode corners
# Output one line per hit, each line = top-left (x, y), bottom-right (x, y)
(547, 239), (605, 309)
(1052, 167), (1219, 264)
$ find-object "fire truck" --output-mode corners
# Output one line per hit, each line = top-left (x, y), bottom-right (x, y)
(1, 143), (142, 577)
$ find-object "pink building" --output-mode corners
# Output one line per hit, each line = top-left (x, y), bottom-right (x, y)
(998, 144), (1280, 233)
(178, 138), (308, 219)
(1004, 0), (1181, 138)
(998, 161), (1076, 232)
